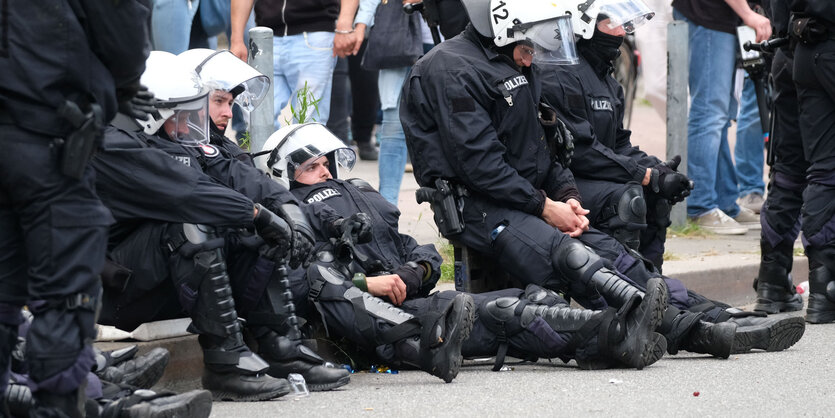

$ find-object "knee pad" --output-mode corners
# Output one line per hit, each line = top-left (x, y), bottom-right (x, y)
(480, 296), (527, 337)
(602, 184), (647, 250)
(522, 284), (567, 307)
(552, 239), (607, 289)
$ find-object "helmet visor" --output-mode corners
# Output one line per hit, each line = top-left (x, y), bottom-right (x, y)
(186, 49), (270, 112)
(271, 123), (356, 181)
(161, 94), (210, 147)
(527, 16), (579, 65)
(600, 0), (654, 33)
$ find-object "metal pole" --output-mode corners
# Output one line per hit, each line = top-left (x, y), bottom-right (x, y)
(248, 26), (275, 156)
(666, 21), (689, 228)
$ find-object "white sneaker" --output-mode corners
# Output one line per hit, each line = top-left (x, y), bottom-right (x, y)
(737, 193), (765, 214)
(691, 209), (749, 235)
(734, 206), (761, 230)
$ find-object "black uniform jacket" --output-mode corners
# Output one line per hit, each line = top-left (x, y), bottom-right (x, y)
(139, 131), (341, 233)
(539, 53), (660, 184)
(400, 25), (579, 216)
(210, 124), (255, 167)
(791, 0), (835, 26)
(0, 0), (149, 136)
(94, 126), (256, 244)
(292, 179), (442, 298)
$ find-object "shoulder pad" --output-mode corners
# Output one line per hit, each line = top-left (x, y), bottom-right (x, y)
(347, 178), (376, 193)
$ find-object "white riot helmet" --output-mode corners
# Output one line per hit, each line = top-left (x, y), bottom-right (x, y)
(177, 48), (270, 114)
(259, 123), (356, 188)
(565, 0), (655, 39)
(461, 0), (579, 65)
(138, 51), (211, 147)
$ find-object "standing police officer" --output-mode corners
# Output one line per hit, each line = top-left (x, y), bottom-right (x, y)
(0, 1), (149, 415)
(750, 0), (806, 315)
(790, 0), (835, 323)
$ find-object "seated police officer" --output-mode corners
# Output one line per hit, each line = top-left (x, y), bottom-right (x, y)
(538, 9), (693, 271)
(178, 48), (268, 167)
(94, 52), (352, 400)
(260, 123), (671, 376)
(400, 0), (804, 360)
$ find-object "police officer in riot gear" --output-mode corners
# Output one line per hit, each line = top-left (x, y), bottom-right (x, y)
(94, 52), (353, 400)
(266, 123), (671, 375)
(539, 11), (693, 271)
(400, 0), (805, 360)
(788, 0), (835, 323)
(748, 0), (806, 315)
(178, 48), (270, 166)
(0, 1), (149, 415)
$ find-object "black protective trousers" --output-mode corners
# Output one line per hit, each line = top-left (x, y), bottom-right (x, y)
(793, 38), (835, 265)
(0, 125), (109, 395)
(760, 48), (808, 266)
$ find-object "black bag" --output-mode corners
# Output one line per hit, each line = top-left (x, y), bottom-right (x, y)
(361, 0), (424, 70)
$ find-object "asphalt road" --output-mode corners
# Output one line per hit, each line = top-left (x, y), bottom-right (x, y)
(210, 312), (834, 417)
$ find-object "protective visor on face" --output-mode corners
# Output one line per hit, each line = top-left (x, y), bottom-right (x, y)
(161, 94), (210, 147)
(270, 123), (356, 181)
(182, 49), (270, 113)
(526, 16), (579, 65)
(599, 0), (654, 33)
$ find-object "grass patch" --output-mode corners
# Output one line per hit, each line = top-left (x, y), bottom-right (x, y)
(794, 247), (806, 257)
(662, 252), (681, 261)
(437, 239), (455, 283)
(637, 98), (652, 107)
(667, 220), (711, 238)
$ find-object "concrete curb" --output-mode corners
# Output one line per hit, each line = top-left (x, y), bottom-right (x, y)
(96, 256), (810, 391)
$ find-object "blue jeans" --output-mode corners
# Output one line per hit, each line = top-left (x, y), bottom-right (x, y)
(272, 32), (336, 127)
(150, 0), (200, 53)
(377, 67), (410, 205)
(734, 76), (766, 197)
(677, 11), (741, 218)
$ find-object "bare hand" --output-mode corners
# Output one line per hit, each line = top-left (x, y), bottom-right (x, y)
(333, 32), (354, 57)
(565, 198), (590, 232)
(743, 12), (772, 42)
(351, 24), (367, 56)
(542, 198), (586, 237)
(230, 39), (248, 62)
(366, 274), (407, 305)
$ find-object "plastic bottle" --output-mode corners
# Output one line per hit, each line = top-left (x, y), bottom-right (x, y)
(796, 281), (810, 298)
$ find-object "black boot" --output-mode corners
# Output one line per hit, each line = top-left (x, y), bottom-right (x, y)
(660, 308), (736, 358)
(98, 389), (213, 418)
(95, 347), (170, 389)
(5, 379), (33, 417)
(806, 264), (835, 324)
(248, 265), (350, 391)
(394, 293), (475, 383)
(754, 240), (803, 313)
(521, 285), (667, 370)
(169, 224), (289, 401)
(729, 314), (806, 353)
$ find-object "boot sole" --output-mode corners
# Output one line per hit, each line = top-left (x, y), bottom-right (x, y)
(731, 316), (806, 353)
(308, 374), (351, 392)
(125, 390), (213, 418)
(122, 348), (170, 389)
(619, 277), (668, 370)
(208, 386), (289, 402)
(435, 294), (476, 383)
(642, 332), (667, 368)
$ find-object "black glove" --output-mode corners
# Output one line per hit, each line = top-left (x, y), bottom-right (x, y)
(649, 156), (694, 203)
(253, 204), (293, 261)
(118, 83), (156, 120)
(331, 213), (373, 244)
(539, 102), (575, 167)
(274, 204), (315, 269)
